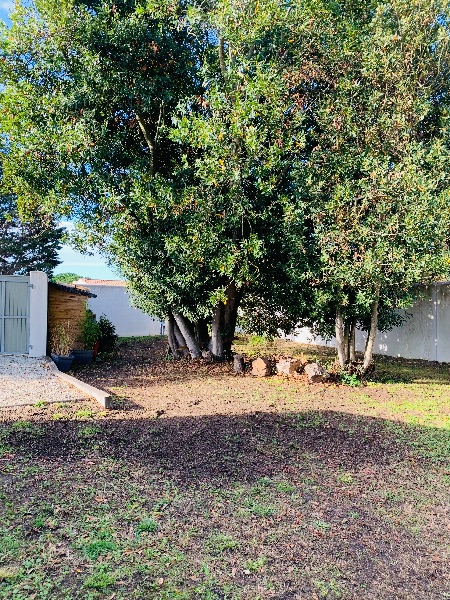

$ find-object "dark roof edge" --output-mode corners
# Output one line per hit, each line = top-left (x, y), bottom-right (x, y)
(49, 281), (97, 298)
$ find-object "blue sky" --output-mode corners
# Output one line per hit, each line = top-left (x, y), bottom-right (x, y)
(0, 1), (13, 25)
(54, 245), (120, 280)
(1, 2), (119, 279)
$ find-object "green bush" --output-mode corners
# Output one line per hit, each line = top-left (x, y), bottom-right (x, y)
(98, 315), (118, 354)
(80, 309), (101, 350)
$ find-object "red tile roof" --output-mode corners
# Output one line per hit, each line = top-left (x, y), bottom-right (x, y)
(75, 279), (126, 286)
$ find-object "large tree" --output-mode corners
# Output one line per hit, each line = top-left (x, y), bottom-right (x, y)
(0, 0), (310, 359)
(0, 189), (63, 276)
(287, 0), (450, 372)
(2, 0), (450, 371)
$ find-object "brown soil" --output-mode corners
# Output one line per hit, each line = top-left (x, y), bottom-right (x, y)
(0, 337), (448, 599)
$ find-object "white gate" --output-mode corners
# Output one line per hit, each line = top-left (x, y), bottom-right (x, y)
(0, 275), (30, 354)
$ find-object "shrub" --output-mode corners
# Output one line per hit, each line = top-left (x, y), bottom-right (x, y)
(49, 321), (76, 356)
(98, 315), (118, 354)
(80, 309), (101, 350)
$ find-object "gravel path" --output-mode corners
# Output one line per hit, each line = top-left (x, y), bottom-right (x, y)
(0, 355), (88, 407)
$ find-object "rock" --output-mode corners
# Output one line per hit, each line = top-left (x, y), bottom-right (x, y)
(202, 350), (214, 363)
(251, 357), (270, 377)
(304, 362), (326, 383)
(276, 357), (303, 376)
(233, 354), (245, 374)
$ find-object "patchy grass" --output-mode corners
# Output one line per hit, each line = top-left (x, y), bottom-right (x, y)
(117, 334), (162, 345)
(0, 337), (449, 598)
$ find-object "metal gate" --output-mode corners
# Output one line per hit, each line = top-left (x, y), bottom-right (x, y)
(0, 275), (30, 354)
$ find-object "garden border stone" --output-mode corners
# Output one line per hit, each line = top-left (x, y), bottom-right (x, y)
(45, 357), (112, 409)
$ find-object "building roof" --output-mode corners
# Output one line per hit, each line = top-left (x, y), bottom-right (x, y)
(49, 281), (97, 298)
(74, 278), (126, 287)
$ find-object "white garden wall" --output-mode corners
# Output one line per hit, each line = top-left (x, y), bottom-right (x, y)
(76, 280), (162, 337)
(287, 283), (450, 363)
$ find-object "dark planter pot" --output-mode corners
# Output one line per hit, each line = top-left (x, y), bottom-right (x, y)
(72, 350), (94, 365)
(51, 354), (74, 373)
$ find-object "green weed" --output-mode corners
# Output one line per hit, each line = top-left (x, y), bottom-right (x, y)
(337, 473), (354, 485)
(244, 556), (267, 573)
(76, 409), (94, 419)
(244, 499), (277, 517)
(78, 425), (101, 438)
(137, 518), (158, 534)
(206, 533), (239, 555)
(340, 372), (361, 387)
(84, 567), (116, 591)
(84, 531), (118, 559)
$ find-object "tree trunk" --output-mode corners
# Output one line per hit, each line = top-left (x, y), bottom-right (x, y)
(171, 320), (188, 357)
(343, 321), (350, 364)
(167, 313), (178, 357)
(362, 286), (381, 374)
(173, 313), (202, 359)
(135, 112), (155, 177)
(335, 308), (347, 368)
(233, 354), (245, 373)
(195, 318), (210, 349)
(211, 303), (224, 359)
(223, 281), (241, 355)
(349, 317), (357, 363)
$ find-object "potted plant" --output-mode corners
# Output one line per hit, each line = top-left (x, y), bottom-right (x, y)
(50, 321), (76, 373)
(72, 309), (101, 365)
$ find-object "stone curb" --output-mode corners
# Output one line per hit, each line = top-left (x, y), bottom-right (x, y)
(44, 357), (112, 409)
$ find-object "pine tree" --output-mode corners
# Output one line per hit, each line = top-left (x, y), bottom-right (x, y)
(0, 193), (63, 276)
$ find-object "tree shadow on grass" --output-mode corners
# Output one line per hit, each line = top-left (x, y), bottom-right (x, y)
(0, 410), (449, 599)
(1, 409), (448, 479)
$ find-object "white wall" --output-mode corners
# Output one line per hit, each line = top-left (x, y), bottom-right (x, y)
(29, 271), (48, 357)
(81, 283), (162, 337)
(287, 283), (450, 363)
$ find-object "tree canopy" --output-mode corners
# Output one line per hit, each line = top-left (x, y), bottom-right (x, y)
(289, 0), (450, 369)
(1, 0), (449, 371)
(0, 186), (63, 276)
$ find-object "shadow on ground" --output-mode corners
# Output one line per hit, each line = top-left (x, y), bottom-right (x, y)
(1, 409), (449, 598)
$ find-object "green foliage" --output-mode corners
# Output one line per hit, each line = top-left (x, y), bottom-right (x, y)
(289, 0), (450, 337)
(205, 532), (238, 555)
(84, 567), (116, 591)
(0, 0), (309, 341)
(51, 272), (81, 284)
(80, 309), (100, 350)
(136, 518), (158, 534)
(84, 531), (118, 559)
(340, 373), (362, 387)
(1, 0), (450, 350)
(0, 189), (63, 276)
(98, 315), (118, 354)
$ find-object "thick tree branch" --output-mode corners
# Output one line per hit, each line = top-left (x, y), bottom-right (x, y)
(218, 37), (227, 80)
(135, 112), (155, 176)
(362, 284), (381, 373)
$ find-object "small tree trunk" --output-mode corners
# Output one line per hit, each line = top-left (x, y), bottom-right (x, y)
(349, 317), (357, 363)
(362, 286), (381, 374)
(171, 320), (188, 357)
(167, 313), (179, 357)
(335, 308), (347, 368)
(343, 321), (350, 364)
(223, 281), (242, 355)
(233, 354), (245, 373)
(173, 313), (202, 359)
(211, 303), (224, 359)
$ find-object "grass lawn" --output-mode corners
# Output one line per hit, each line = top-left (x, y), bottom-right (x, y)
(0, 336), (449, 599)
